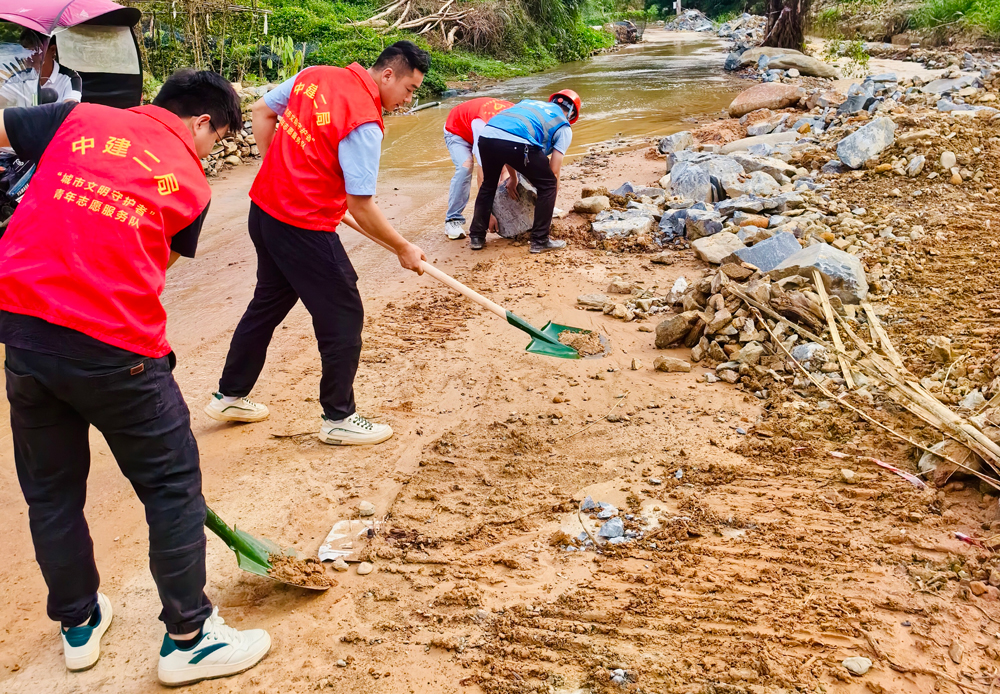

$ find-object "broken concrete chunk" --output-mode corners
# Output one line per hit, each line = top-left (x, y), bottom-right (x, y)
(772, 243), (869, 304)
(577, 293), (611, 309)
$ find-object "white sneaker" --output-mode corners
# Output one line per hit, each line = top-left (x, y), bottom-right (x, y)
(204, 392), (270, 423)
(318, 413), (393, 445)
(445, 221), (466, 240)
(62, 592), (113, 672)
(157, 608), (271, 687)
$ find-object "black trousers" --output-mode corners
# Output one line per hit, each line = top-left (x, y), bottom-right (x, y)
(5, 347), (212, 634)
(469, 137), (558, 245)
(218, 203), (364, 421)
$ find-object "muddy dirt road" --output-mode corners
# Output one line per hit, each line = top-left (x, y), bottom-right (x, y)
(2, 137), (998, 694)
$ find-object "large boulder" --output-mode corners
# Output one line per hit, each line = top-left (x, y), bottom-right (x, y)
(921, 73), (979, 95)
(836, 117), (896, 169)
(765, 53), (839, 79)
(738, 46), (804, 66)
(729, 83), (804, 118)
(669, 161), (714, 202)
(493, 176), (536, 238)
(691, 232), (746, 265)
(724, 231), (801, 272)
(772, 243), (869, 303)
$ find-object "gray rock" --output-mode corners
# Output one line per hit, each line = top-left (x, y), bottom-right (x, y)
(657, 131), (695, 154)
(773, 243), (869, 303)
(598, 517), (624, 539)
(822, 160), (851, 175)
(493, 176), (537, 237)
(739, 46), (804, 66)
(938, 98), (997, 115)
(960, 389), (986, 410)
(719, 131), (798, 154)
(669, 161), (714, 202)
(692, 232), (746, 265)
(654, 356), (691, 373)
(716, 195), (769, 215)
(765, 53), (839, 79)
(580, 496), (598, 511)
(591, 216), (655, 239)
(902, 155), (924, 178)
(731, 170), (781, 197)
(725, 231), (801, 272)
(729, 152), (797, 180)
(791, 342), (827, 363)
(659, 209), (688, 240)
(836, 117), (896, 169)
(837, 94), (872, 115)
(736, 341), (764, 365)
(359, 501), (376, 517)
(724, 52), (742, 71)
(685, 208), (724, 240)
(842, 656), (872, 676)
(922, 73), (979, 94)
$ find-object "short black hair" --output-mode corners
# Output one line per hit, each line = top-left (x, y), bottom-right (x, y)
(153, 69), (243, 135)
(373, 41), (430, 76)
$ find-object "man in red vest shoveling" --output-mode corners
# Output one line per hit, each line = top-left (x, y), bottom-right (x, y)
(0, 70), (271, 686)
(441, 96), (514, 240)
(204, 42), (429, 446)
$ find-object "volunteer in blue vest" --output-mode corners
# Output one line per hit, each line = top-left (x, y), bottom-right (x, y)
(0, 70), (271, 686)
(468, 90), (581, 253)
(203, 42), (429, 446)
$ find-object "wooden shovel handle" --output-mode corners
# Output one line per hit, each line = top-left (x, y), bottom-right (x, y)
(346, 222), (508, 321)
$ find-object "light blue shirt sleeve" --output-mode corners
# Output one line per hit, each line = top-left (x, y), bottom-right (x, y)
(552, 127), (573, 154)
(339, 122), (384, 196)
(262, 73), (299, 114)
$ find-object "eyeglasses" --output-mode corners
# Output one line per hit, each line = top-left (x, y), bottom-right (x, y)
(210, 122), (224, 144)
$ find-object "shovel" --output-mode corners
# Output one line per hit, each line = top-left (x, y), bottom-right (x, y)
(205, 507), (331, 590)
(349, 225), (596, 360)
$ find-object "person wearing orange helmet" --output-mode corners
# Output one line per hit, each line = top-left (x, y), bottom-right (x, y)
(468, 89), (580, 254)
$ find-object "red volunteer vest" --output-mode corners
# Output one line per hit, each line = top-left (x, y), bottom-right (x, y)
(0, 104), (211, 357)
(250, 64), (385, 232)
(444, 97), (514, 144)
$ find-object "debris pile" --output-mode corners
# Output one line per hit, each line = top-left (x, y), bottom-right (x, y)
(663, 9), (714, 33)
(202, 86), (263, 176)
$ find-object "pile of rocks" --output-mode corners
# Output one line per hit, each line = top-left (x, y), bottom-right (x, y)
(653, 246), (868, 394)
(716, 13), (767, 49)
(202, 84), (265, 177)
(664, 9), (714, 33)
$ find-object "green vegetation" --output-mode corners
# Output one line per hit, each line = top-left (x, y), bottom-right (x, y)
(823, 36), (870, 78)
(914, 0), (1000, 38)
(127, 0), (615, 97)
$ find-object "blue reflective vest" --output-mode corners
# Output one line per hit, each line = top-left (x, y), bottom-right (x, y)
(486, 100), (570, 155)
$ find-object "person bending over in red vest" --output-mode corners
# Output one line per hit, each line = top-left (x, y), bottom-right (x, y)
(441, 96), (515, 240)
(204, 41), (429, 446)
(0, 70), (272, 686)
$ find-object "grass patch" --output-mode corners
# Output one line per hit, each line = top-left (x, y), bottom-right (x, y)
(913, 0), (1000, 37)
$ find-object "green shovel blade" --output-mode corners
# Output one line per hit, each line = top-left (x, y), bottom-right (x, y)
(206, 507), (280, 578)
(505, 311), (586, 359)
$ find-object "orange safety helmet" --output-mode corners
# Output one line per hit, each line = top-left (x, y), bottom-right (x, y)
(549, 89), (581, 124)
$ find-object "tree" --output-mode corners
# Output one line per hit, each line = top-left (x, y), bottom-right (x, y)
(761, 0), (811, 50)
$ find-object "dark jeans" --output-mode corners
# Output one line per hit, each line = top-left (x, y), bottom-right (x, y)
(218, 203), (364, 420)
(469, 137), (558, 245)
(5, 347), (212, 634)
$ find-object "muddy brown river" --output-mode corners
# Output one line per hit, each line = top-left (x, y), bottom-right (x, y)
(380, 30), (744, 192)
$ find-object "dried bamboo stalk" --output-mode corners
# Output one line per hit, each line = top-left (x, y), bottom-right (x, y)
(811, 269), (854, 389)
(862, 301), (906, 370)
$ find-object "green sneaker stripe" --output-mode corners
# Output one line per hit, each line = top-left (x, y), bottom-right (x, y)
(189, 643), (228, 664)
